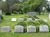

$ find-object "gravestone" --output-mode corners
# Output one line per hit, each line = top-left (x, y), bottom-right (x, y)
(1, 26), (10, 32)
(35, 19), (40, 21)
(19, 0), (23, 2)
(49, 14), (50, 19)
(0, 10), (2, 15)
(14, 25), (24, 32)
(27, 25), (36, 32)
(27, 12), (37, 16)
(11, 18), (17, 22)
(42, 7), (46, 11)
(39, 25), (49, 32)
(42, 19), (48, 22)
(0, 15), (3, 22)
(27, 18), (33, 21)
(18, 18), (24, 22)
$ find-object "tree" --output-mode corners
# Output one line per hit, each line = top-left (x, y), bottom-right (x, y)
(0, 1), (2, 9)
(21, 0), (47, 13)
(0, 0), (47, 14)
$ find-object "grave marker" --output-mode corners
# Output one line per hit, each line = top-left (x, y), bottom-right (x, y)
(27, 18), (33, 21)
(0, 10), (2, 15)
(18, 18), (24, 22)
(14, 25), (24, 32)
(1, 26), (10, 32)
(27, 12), (37, 16)
(39, 25), (49, 32)
(11, 18), (17, 21)
(27, 25), (36, 32)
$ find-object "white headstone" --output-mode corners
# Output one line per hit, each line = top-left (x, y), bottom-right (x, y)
(49, 14), (50, 19)
(27, 25), (36, 32)
(19, 0), (23, 2)
(35, 19), (40, 21)
(39, 25), (49, 32)
(11, 18), (17, 22)
(0, 10), (2, 15)
(1, 26), (10, 32)
(18, 18), (24, 22)
(14, 25), (24, 32)
(27, 12), (36, 16)
(42, 7), (46, 11)
(43, 19), (48, 22)
(27, 18), (33, 21)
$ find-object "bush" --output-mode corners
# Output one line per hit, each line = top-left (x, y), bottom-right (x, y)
(12, 11), (17, 14)
(33, 16), (39, 19)
(6, 12), (11, 15)
(32, 21), (40, 26)
(17, 22), (27, 27)
(38, 20), (48, 25)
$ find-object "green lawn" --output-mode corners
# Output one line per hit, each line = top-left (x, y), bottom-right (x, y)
(0, 14), (50, 37)
(0, 32), (50, 37)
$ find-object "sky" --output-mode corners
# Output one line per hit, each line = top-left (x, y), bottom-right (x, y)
(48, 0), (50, 1)
(2, 0), (6, 2)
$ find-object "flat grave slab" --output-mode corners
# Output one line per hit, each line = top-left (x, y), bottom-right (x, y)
(18, 18), (24, 22)
(11, 18), (17, 22)
(27, 18), (33, 21)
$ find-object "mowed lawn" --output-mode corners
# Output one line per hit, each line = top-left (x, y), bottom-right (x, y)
(0, 14), (50, 37)
(0, 32), (50, 37)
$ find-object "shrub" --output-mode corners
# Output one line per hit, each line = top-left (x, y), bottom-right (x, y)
(17, 22), (27, 27)
(38, 20), (48, 25)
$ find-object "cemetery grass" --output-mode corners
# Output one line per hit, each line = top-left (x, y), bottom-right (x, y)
(0, 14), (50, 37)
(0, 32), (50, 37)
